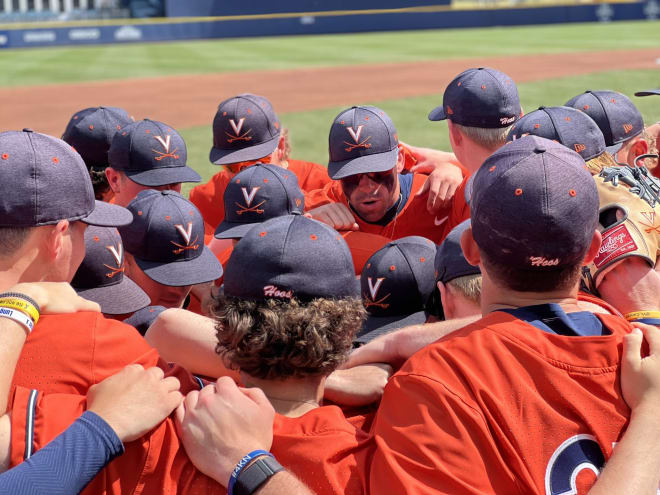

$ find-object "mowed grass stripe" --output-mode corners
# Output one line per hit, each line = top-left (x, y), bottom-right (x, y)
(3, 21), (659, 88)
(179, 67), (660, 197)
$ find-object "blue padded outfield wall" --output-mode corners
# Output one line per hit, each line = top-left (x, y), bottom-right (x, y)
(0, 2), (657, 49)
(164, 0), (451, 17)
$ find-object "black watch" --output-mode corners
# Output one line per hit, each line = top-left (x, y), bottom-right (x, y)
(234, 455), (284, 495)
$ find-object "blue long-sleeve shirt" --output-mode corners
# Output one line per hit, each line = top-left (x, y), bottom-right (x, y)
(0, 410), (124, 494)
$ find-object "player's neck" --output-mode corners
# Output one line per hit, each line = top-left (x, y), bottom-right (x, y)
(463, 142), (499, 174)
(240, 373), (324, 418)
(480, 271), (582, 315)
(0, 251), (50, 291)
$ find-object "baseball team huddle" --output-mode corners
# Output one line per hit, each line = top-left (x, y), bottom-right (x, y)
(0, 66), (659, 495)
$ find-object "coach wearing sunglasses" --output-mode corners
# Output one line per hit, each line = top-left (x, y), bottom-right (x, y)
(306, 105), (465, 244)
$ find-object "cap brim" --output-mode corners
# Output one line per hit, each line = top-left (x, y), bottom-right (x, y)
(465, 175), (475, 205)
(123, 305), (167, 336)
(635, 89), (660, 97)
(606, 142), (624, 156)
(328, 147), (398, 180)
(354, 311), (427, 345)
(75, 276), (151, 315)
(210, 135), (279, 166)
(125, 166), (201, 186)
(428, 105), (447, 121)
(136, 246), (224, 286)
(214, 221), (258, 239)
(82, 201), (134, 227)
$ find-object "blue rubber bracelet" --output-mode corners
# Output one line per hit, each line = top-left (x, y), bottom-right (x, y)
(631, 318), (660, 325)
(227, 449), (273, 495)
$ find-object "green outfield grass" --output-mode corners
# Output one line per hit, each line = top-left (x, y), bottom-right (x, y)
(180, 67), (660, 196)
(1, 20), (658, 87)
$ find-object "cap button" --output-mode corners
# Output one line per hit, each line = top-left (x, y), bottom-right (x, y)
(534, 146), (546, 153)
(162, 190), (174, 195)
(22, 128), (33, 133)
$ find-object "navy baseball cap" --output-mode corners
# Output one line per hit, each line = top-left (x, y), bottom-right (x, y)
(108, 119), (201, 186)
(565, 90), (644, 154)
(0, 130), (132, 227)
(355, 236), (437, 344)
(62, 106), (133, 169)
(327, 106), (399, 180)
(210, 94), (281, 166)
(119, 190), (223, 286)
(71, 225), (150, 315)
(635, 89), (660, 97)
(471, 135), (599, 270)
(435, 220), (480, 284)
(429, 67), (521, 128)
(214, 163), (305, 239)
(124, 305), (166, 336)
(224, 215), (358, 302)
(507, 106), (607, 161)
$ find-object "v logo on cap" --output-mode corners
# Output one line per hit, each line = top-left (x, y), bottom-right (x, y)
(241, 186), (260, 207)
(226, 118), (252, 143)
(236, 186), (266, 215)
(172, 222), (200, 254)
(104, 243), (125, 278)
(344, 125), (372, 152)
(152, 135), (179, 161)
(365, 277), (390, 309)
(347, 125), (364, 143)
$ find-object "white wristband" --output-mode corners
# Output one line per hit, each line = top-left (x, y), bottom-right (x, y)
(0, 306), (34, 333)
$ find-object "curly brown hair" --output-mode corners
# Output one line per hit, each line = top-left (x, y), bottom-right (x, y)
(212, 294), (366, 380)
(89, 166), (111, 200)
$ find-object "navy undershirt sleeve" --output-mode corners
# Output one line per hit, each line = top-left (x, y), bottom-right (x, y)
(0, 410), (124, 494)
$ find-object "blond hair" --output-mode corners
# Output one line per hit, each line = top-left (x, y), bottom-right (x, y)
(453, 123), (513, 151)
(585, 151), (617, 175)
(447, 274), (482, 304)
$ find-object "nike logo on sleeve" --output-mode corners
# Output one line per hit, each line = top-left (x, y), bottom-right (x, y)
(434, 216), (448, 227)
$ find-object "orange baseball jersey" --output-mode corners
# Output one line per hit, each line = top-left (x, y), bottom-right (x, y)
(305, 174), (464, 244)
(341, 231), (391, 275)
(271, 406), (371, 495)
(9, 391), (371, 495)
(367, 311), (633, 494)
(10, 312), (203, 397)
(189, 159), (330, 241)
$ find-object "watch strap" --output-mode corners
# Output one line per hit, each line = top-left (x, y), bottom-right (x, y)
(234, 455), (284, 495)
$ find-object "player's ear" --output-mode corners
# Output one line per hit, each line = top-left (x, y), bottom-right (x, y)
(460, 227), (480, 266)
(448, 120), (462, 147)
(629, 138), (649, 164)
(45, 220), (70, 261)
(582, 230), (603, 265)
(396, 146), (405, 173)
(437, 281), (451, 316)
(105, 167), (121, 193)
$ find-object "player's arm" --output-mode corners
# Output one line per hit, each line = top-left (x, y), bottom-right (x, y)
(176, 377), (313, 495)
(147, 308), (388, 405)
(587, 324), (660, 494)
(598, 258), (660, 320)
(344, 316), (479, 370)
(307, 202), (359, 232)
(145, 308), (239, 381)
(0, 282), (100, 412)
(0, 364), (182, 495)
(400, 141), (466, 214)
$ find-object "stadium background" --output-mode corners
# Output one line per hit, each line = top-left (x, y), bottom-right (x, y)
(1, 1), (658, 197)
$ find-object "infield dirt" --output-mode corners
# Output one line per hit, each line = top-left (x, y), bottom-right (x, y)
(5, 47), (659, 136)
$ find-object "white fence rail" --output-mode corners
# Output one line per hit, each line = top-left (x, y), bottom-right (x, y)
(2, 0), (111, 14)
